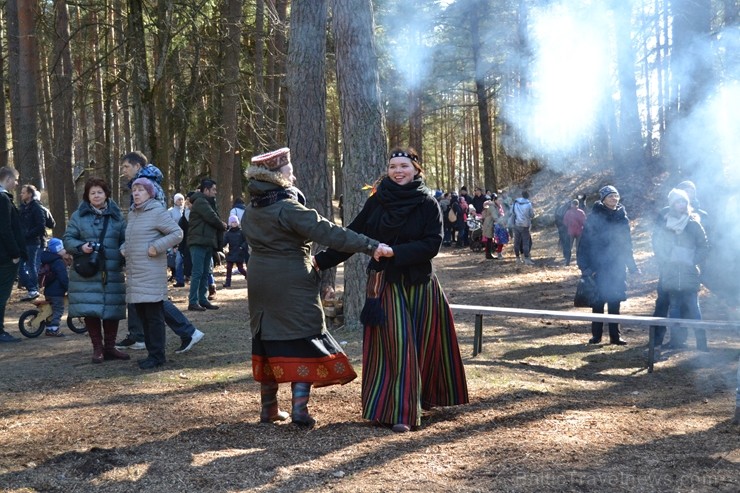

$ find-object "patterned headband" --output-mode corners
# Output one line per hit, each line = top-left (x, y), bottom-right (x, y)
(390, 151), (419, 163)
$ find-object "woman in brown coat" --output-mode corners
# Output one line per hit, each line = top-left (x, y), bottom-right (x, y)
(242, 148), (386, 428)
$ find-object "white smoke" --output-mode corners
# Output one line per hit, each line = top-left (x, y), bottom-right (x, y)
(502, 0), (615, 169)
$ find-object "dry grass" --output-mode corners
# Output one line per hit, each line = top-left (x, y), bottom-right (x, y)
(1, 185), (739, 492)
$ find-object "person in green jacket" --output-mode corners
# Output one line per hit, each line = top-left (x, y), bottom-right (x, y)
(242, 147), (390, 428)
(186, 179), (226, 311)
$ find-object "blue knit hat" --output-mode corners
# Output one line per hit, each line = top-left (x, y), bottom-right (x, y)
(47, 238), (64, 254)
(599, 185), (619, 202)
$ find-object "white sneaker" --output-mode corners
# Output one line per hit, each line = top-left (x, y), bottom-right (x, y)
(176, 329), (204, 354)
(516, 257), (523, 264)
(524, 258), (535, 265)
(130, 341), (146, 350)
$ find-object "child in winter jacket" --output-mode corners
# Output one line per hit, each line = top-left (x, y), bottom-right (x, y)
(222, 215), (248, 287)
(39, 238), (69, 337)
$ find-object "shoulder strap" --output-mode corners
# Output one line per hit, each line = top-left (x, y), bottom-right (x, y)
(98, 215), (111, 244)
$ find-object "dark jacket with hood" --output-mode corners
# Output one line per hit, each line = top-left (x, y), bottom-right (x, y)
(0, 188), (26, 264)
(223, 227), (248, 263)
(187, 191), (225, 249)
(445, 195), (464, 228)
(19, 198), (47, 245)
(63, 199), (127, 320)
(40, 250), (69, 297)
(577, 201), (638, 303)
(242, 165), (378, 340)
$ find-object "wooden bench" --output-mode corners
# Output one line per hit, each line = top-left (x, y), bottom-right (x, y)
(449, 304), (740, 373)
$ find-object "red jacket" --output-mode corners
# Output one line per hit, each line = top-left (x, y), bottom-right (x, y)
(563, 207), (586, 237)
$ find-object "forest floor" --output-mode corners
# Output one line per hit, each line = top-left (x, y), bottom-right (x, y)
(1, 170), (740, 493)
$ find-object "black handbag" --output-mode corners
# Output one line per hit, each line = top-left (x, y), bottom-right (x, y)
(574, 275), (598, 307)
(73, 215), (110, 278)
(360, 268), (386, 327)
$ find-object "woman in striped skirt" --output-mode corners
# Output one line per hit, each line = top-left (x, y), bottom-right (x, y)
(315, 147), (468, 433)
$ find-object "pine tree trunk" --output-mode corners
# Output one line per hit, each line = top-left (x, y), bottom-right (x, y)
(252, 0), (265, 151)
(7, 0), (41, 185)
(287, 0), (333, 294)
(0, 10), (7, 169)
(613, 0), (645, 173)
(50, 0), (74, 233)
(470, 8), (496, 192)
(217, 0), (241, 213)
(332, 0), (387, 328)
(127, 0), (154, 157)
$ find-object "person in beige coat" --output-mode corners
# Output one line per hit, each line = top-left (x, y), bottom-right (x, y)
(122, 178), (183, 369)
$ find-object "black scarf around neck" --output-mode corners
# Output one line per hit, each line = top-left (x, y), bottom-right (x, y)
(251, 186), (307, 208)
(374, 176), (429, 234)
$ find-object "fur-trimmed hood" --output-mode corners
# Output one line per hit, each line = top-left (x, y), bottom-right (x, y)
(245, 166), (293, 189)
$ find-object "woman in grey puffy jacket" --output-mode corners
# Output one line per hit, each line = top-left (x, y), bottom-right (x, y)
(63, 178), (129, 364)
(122, 178), (183, 369)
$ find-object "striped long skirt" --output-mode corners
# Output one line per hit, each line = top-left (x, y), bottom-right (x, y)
(361, 275), (469, 427)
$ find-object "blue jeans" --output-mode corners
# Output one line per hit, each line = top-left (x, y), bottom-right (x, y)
(174, 250), (185, 284)
(126, 300), (197, 342)
(46, 295), (65, 327)
(19, 244), (40, 292)
(0, 262), (20, 332)
(189, 245), (212, 306)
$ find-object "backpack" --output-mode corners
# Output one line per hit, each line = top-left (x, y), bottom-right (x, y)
(38, 262), (56, 289)
(42, 205), (56, 231)
(447, 207), (458, 223)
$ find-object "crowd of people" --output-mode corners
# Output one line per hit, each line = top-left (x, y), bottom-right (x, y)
(0, 149), (728, 426)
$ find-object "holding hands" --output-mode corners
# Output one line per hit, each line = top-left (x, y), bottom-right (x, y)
(373, 243), (394, 261)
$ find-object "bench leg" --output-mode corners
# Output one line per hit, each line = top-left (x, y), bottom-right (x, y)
(472, 314), (483, 356)
(647, 325), (655, 373)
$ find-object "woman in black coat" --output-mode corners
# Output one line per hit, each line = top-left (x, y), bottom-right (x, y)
(446, 194), (465, 247)
(577, 185), (639, 345)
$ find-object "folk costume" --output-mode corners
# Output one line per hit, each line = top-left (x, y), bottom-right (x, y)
(315, 174), (469, 430)
(242, 148), (380, 426)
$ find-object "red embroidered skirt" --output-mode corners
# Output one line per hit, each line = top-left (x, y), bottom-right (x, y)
(251, 331), (357, 388)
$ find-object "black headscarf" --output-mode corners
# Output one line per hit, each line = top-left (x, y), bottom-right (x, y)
(373, 176), (430, 235)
